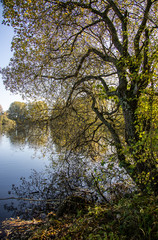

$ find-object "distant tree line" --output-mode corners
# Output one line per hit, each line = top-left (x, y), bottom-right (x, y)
(7, 101), (49, 123)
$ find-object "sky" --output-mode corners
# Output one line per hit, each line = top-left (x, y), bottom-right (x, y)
(0, 3), (24, 111)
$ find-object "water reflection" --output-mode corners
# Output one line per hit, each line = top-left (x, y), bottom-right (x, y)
(0, 123), (51, 222)
(7, 124), (49, 148)
(0, 123), (133, 221)
(4, 159), (95, 219)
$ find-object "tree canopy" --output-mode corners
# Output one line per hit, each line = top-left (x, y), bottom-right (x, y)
(1, 0), (158, 195)
(27, 101), (49, 122)
(7, 100), (48, 122)
(8, 101), (27, 121)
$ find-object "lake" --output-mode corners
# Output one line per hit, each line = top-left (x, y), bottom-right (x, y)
(0, 124), (128, 231)
(0, 124), (97, 225)
(0, 132), (51, 222)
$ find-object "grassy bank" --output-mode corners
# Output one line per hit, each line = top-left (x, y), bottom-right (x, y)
(2, 193), (158, 240)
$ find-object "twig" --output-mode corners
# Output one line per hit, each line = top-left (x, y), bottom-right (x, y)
(91, 174), (110, 204)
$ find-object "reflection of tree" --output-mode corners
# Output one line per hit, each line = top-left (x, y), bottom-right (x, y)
(50, 97), (125, 163)
(50, 97), (110, 161)
(2, 121), (134, 219)
(5, 152), (134, 219)
(6, 123), (49, 148)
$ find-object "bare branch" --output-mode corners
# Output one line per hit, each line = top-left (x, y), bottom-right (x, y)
(91, 47), (117, 63)
(123, 10), (128, 57)
(101, 13), (123, 54)
(60, 1), (123, 54)
(106, 0), (124, 22)
(66, 72), (118, 105)
(70, 19), (103, 53)
(91, 173), (110, 203)
(134, 0), (152, 56)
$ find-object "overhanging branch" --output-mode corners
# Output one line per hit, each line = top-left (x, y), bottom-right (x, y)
(66, 72), (118, 105)
(134, 0), (152, 56)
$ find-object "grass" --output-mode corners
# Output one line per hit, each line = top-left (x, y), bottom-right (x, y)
(2, 193), (158, 240)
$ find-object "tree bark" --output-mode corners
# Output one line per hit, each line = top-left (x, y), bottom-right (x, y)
(121, 95), (158, 195)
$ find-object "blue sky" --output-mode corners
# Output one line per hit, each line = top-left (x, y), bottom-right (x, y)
(0, 3), (24, 111)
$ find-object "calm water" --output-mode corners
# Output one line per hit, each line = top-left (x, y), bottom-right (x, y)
(0, 132), (50, 222)
(0, 125), (95, 224)
(0, 124), (126, 228)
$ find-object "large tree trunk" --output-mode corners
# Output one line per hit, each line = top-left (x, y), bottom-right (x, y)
(121, 97), (158, 195)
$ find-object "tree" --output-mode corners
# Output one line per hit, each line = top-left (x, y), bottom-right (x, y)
(1, 0), (158, 194)
(8, 101), (27, 122)
(27, 101), (49, 122)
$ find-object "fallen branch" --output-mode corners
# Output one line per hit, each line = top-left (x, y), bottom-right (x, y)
(0, 197), (59, 202)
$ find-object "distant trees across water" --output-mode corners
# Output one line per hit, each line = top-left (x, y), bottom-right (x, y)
(7, 101), (49, 123)
(0, 101), (49, 132)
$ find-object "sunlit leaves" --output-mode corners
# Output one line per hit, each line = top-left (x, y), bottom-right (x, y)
(27, 101), (49, 122)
